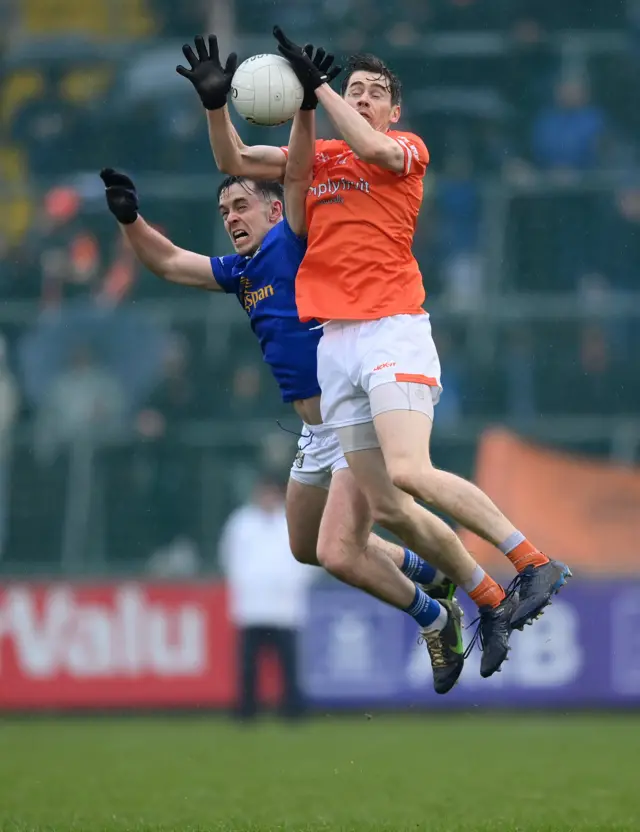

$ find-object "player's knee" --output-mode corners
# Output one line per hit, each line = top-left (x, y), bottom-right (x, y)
(387, 460), (435, 504)
(316, 544), (358, 584)
(289, 535), (319, 566)
(369, 494), (412, 535)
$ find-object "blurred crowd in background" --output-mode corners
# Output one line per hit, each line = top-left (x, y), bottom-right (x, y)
(0, 0), (638, 574)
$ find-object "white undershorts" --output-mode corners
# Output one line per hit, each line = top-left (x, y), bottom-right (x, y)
(317, 314), (442, 430)
(289, 421), (349, 490)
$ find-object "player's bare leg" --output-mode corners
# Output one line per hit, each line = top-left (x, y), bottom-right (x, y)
(365, 530), (454, 601)
(316, 467), (465, 693)
(375, 406), (516, 543)
(286, 473), (451, 584)
(339, 437), (514, 678)
(371, 393), (572, 630)
(285, 479), (327, 565)
(334, 445), (477, 585)
(316, 469), (405, 601)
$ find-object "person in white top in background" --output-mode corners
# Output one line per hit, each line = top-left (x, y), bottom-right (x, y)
(219, 472), (316, 720)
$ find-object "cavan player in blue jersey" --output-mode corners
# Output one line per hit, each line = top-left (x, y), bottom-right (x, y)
(99, 159), (468, 694)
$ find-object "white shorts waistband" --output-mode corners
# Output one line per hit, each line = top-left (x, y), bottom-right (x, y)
(322, 314), (430, 334)
(301, 421), (333, 436)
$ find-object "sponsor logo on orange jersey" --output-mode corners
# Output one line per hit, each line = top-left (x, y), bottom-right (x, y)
(309, 177), (371, 199)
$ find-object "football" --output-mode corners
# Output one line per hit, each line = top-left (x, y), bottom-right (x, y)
(230, 53), (304, 126)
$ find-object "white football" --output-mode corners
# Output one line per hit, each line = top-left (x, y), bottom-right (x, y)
(231, 53), (304, 127)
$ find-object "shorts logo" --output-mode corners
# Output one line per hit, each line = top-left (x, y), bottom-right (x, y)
(373, 361), (397, 372)
(294, 449), (305, 469)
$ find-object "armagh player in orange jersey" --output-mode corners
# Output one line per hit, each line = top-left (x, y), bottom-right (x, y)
(274, 26), (571, 637)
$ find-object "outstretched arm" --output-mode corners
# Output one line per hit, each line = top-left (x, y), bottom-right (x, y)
(176, 35), (287, 179)
(100, 169), (218, 291)
(315, 84), (405, 173)
(284, 109), (315, 236)
(122, 217), (218, 291)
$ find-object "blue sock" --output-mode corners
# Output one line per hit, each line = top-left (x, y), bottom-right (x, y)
(401, 548), (439, 585)
(405, 586), (443, 628)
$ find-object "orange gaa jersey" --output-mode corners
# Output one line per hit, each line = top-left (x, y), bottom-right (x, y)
(281, 131), (429, 322)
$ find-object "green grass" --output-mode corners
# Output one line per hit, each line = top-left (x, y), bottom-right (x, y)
(0, 714), (638, 831)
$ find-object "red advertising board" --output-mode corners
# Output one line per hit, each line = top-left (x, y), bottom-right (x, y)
(0, 583), (238, 709)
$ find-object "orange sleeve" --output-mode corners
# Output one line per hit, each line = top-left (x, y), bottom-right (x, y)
(390, 132), (430, 178)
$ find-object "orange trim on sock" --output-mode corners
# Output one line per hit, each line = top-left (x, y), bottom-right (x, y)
(468, 575), (506, 610)
(395, 373), (439, 386)
(507, 540), (549, 573)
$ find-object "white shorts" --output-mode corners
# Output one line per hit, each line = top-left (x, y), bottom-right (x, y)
(289, 421), (349, 489)
(317, 314), (442, 429)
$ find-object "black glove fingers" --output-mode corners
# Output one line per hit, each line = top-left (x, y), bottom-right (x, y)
(105, 171), (135, 189)
(275, 27), (331, 93)
(114, 176), (135, 189)
(207, 34), (220, 65)
(318, 53), (334, 74)
(313, 47), (326, 68)
(224, 52), (238, 77)
(180, 42), (233, 109)
(100, 169), (138, 224)
(99, 168), (115, 185)
(194, 35), (209, 63)
(181, 44), (198, 69)
(327, 65), (342, 83)
(273, 25), (294, 51)
(100, 168), (134, 189)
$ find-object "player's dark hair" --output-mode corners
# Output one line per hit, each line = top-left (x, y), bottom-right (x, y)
(217, 175), (284, 204)
(341, 53), (402, 106)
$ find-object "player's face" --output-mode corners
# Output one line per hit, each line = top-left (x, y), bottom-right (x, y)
(343, 70), (401, 133)
(218, 183), (281, 256)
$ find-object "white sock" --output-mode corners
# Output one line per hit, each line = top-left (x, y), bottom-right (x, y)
(421, 602), (449, 633)
(499, 530), (525, 555)
(432, 568), (446, 585)
(461, 564), (486, 594)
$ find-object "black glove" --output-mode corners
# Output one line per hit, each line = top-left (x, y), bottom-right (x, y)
(176, 34), (238, 111)
(298, 44), (342, 110)
(273, 26), (342, 109)
(100, 168), (139, 225)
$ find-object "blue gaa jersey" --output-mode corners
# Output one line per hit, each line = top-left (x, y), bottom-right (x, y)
(210, 218), (321, 403)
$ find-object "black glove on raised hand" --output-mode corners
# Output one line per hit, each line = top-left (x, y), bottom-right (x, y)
(100, 168), (139, 225)
(298, 44), (343, 110)
(273, 26), (342, 109)
(176, 34), (238, 111)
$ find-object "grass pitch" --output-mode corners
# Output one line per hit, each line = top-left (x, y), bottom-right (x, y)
(0, 713), (638, 831)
